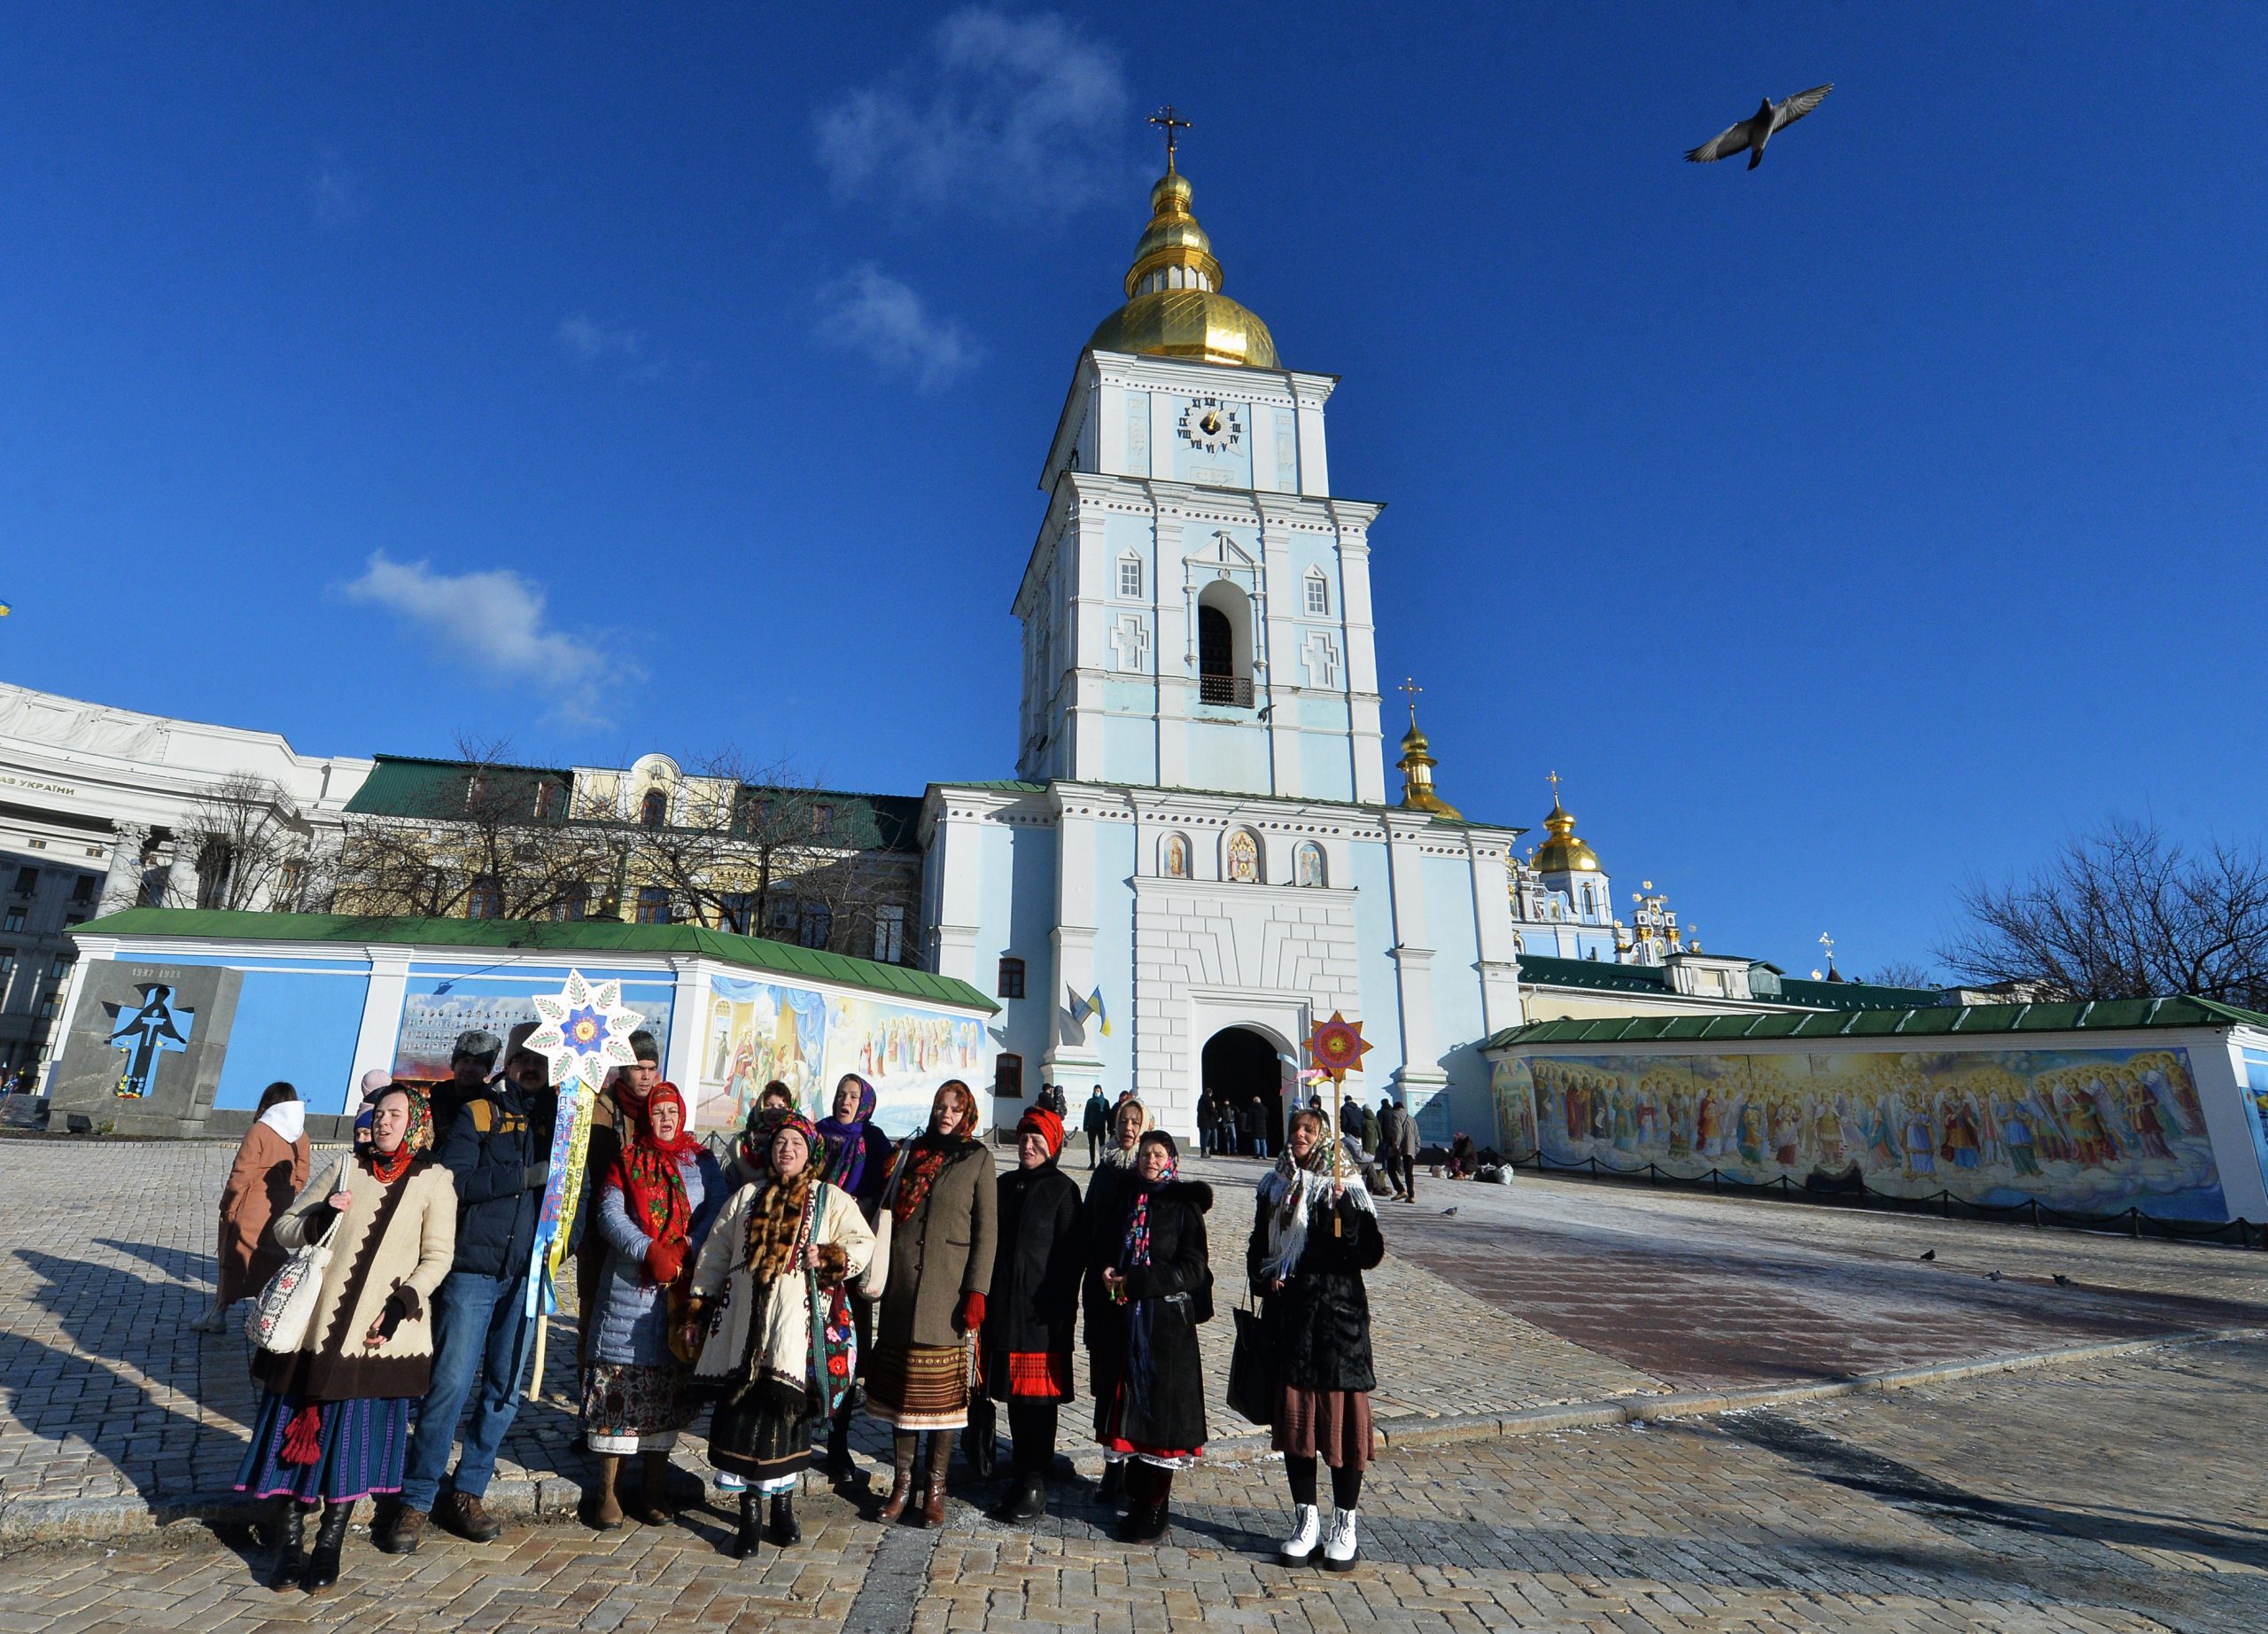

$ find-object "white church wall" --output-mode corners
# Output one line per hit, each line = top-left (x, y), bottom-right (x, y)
(1342, 836), (1407, 1087)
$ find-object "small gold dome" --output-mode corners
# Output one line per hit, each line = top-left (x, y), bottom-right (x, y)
(1087, 164), (1278, 369)
(1531, 796), (1601, 875)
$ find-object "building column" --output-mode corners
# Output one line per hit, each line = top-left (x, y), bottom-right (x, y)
(664, 956), (709, 1122)
(346, 946), (414, 1117)
(98, 825), (149, 914)
(162, 838), (198, 910)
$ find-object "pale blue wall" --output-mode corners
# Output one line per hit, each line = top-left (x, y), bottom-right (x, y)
(1422, 852), (1492, 1143)
(1184, 718), (1268, 794)
(1100, 712), (1157, 787)
(1084, 817), (1139, 1097)
(213, 967), (371, 1113)
(1344, 839), (1405, 1100)
(977, 815), (1059, 1097)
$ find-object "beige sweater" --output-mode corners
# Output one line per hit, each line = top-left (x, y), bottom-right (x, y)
(252, 1152), (457, 1403)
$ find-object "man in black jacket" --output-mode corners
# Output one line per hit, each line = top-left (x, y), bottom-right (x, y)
(385, 1025), (554, 1552)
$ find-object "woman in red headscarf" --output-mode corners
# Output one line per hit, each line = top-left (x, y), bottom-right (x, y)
(971, 1104), (1083, 1522)
(580, 1083), (725, 1529)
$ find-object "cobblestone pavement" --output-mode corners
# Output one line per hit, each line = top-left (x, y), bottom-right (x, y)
(0, 1141), (1658, 1531)
(3, 1335), (2260, 1632)
(1329, 1161), (2268, 1387)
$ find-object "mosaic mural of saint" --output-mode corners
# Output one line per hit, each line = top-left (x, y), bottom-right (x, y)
(1227, 829), (1259, 883)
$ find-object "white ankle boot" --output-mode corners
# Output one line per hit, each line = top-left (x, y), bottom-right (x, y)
(1278, 1503), (1321, 1565)
(1324, 1508), (1359, 1570)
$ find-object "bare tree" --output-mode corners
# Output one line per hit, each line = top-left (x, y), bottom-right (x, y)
(1936, 817), (2268, 1008)
(1862, 961), (1938, 990)
(605, 750), (918, 959)
(167, 773), (327, 912)
(333, 735), (611, 922)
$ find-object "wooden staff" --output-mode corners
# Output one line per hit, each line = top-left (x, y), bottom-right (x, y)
(1331, 1069), (1344, 1236)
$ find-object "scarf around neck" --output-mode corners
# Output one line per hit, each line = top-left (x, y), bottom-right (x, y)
(1120, 1156), (1177, 1270)
(817, 1075), (878, 1193)
(1256, 1139), (1375, 1284)
(614, 1085), (698, 1260)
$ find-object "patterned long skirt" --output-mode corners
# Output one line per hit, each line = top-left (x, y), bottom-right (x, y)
(581, 1360), (691, 1456)
(236, 1389), (412, 1504)
(709, 1379), (819, 1495)
(864, 1341), (970, 1431)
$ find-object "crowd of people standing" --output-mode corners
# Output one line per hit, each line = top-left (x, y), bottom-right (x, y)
(205, 1042), (1394, 1591)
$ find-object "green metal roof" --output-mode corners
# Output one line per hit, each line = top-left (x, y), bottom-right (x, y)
(1775, 976), (1948, 1011)
(348, 756), (924, 852)
(1518, 953), (1675, 995)
(72, 908), (998, 1013)
(346, 756), (574, 824)
(1482, 993), (2268, 1052)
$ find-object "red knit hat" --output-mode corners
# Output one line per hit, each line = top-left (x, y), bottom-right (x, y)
(1016, 1104), (1065, 1158)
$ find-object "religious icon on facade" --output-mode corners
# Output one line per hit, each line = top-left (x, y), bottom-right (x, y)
(1294, 841), (1325, 888)
(1227, 829), (1259, 883)
(104, 983), (193, 1098)
(1162, 834), (1190, 879)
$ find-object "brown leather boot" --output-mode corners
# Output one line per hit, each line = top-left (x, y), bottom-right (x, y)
(920, 1430), (954, 1528)
(876, 1433), (918, 1522)
(630, 1451), (673, 1525)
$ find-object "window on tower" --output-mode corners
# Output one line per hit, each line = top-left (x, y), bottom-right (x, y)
(1119, 556), (1143, 599)
(1304, 571), (1329, 616)
(1195, 585), (1254, 708)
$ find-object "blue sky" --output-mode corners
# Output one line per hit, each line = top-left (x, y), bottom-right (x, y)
(3, 4), (2264, 980)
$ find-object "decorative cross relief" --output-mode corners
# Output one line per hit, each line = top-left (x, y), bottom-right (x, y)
(1110, 613), (1151, 674)
(1301, 630), (1340, 689)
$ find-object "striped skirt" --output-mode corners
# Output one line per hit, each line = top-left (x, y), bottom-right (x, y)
(236, 1389), (413, 1504)
(864, 1341), (970, 1431)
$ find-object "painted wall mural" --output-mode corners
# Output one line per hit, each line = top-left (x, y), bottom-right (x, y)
(392, 975), (674, 1085)
(1492, 1046), (2225, 1221)
(695, 977), (989, 1140)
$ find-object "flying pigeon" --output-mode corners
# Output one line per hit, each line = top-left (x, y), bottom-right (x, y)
(1686, 83), (1834, 169)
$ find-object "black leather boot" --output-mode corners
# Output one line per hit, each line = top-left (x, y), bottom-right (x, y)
(824, 1402), (856, 1482)
(303, 1499), (352, 1593)
(733, 1490), (761, 1560)
(265, 1499), (308, 1592)
(767, 1490), (802, 1545)
(1098, 1460), (1127, 1508)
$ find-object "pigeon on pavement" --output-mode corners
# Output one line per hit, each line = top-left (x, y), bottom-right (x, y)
(1986, 1270), (2004, 1282)
(1441, 1206), (1459, 1217)
(1686, 83), (1834, 169)
(2053, 1273), (2073, 1287)
(1917, 1249), (1935, 1262)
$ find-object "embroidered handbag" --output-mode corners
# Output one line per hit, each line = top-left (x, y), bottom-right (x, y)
(805, 1189), (859, 1415)
(245, 1156), (352, 1355)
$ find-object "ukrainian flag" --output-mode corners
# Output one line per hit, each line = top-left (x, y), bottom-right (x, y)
(1089, 987), (1109, 1037)
(0, 601), (12, 617)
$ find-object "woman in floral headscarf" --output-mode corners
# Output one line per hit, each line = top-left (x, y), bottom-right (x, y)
(815, 1073), (893, 1477)
(685, 1114), (875, 1559)
(1089, 1131), (1212, 1545)
(580, 1083), (724, 1530)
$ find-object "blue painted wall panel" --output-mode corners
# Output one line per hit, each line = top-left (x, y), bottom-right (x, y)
(214, 969), (371, 1114)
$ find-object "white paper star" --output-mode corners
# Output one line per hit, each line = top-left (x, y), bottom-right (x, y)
(526, 969), (645, 1089)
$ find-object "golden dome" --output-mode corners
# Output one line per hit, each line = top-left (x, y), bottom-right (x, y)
(1531, 793), (1601, 875)
(1087, 165), (1278, 369)
(1395, 704), (1461, 821)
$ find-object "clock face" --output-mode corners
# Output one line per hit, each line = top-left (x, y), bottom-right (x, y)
(1177, 395), (1243, 454)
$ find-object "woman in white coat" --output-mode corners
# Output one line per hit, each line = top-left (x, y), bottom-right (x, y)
(683, 1112), (875, 1559)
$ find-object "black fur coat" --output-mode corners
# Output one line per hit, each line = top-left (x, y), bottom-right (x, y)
(1087, 1178), (1213, 1454)
(1245, 1185), (1383, 1393)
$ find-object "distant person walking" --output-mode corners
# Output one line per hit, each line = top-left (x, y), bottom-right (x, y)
(1082, 1085), (1112, 1169)
(1378, 1097), (1418, 1202)
(193, 1081), (310, 1333)
(237, 1083), (455, 1594)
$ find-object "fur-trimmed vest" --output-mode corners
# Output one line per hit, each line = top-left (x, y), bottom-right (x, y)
(687, 1179), (876, 1392)
(252, 1152), (458, 1403)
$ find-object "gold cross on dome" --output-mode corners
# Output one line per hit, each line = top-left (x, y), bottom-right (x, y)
(1400, 677), (1422, 723)
(1547, 768), (1562, 803)
(1150, 105), (1192, 170)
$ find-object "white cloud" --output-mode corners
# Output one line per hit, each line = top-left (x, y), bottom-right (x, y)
(339, 551), (636, 725)
(816, 265), (981, 392)
(814, 7), (1131, 221)
(556, 313), (642, 362)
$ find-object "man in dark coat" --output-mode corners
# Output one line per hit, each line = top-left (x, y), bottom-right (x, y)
(1081, 1085), (1112, 1169)
(389, 1025), (554, 1551)
(971, 1106), (1083, 1521)
(1376, 1096), (1416, 1202)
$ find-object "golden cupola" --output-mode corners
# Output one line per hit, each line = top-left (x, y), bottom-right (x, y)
(1087, 152), (1279, 369)
(1395, 706), (1462, 821)
(1530, 779), (1601, 875)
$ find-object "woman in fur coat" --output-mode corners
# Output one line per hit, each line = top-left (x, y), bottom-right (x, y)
(236, 1083), (456, 1594)
(1088, 1131), (1212, 1545)
(685, 1113), (875, 1558)
(1247, 1107), (1385, 1570)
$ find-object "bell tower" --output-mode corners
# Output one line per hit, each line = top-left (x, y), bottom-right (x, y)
(1013, 118), (1386, 803)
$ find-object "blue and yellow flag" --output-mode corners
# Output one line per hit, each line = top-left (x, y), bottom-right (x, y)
(0, 602), (12, 617)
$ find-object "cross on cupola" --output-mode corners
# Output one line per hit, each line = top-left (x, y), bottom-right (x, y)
(1149, 105), (1192, 172)
(1400, 677), (1422, 724)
